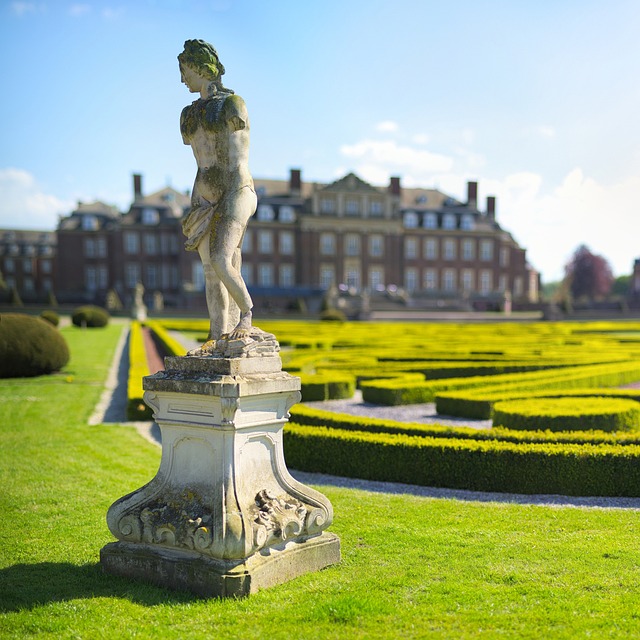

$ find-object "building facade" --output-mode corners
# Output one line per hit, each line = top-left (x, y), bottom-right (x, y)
(6, 169), (541, 310)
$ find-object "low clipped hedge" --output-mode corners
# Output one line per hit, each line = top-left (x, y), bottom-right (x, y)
(299, 373), (355, 401)
(283, 423), (640, 497)
(492, 397), (640, 433)
(144, 320), (187, 357)
(436, 386), (640, 420)
(0, 313), (70, 378)
(127, 321), (152, 420)
(72, 305), (110, 328)
(39, 310), (60, 327)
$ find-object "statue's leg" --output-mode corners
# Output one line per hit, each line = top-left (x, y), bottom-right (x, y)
(209, 189), (256, 338)
(197, 231), (228, 341)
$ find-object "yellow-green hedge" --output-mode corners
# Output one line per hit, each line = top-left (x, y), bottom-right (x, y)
(127, 321), (152, 420)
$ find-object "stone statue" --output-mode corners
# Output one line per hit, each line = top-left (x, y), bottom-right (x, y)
(178, 39), (257, 355)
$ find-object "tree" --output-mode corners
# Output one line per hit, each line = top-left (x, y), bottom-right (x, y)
(611, 275), (631, 297)
(564, 244), (614, 301)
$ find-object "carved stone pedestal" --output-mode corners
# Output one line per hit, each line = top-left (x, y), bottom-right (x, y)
(100, 353), (340, 598)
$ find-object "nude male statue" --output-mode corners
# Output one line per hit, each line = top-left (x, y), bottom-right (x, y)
(178, 39), (257, 355)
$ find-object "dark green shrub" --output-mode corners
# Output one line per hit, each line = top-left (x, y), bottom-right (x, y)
(39, 310), (60, 327)
(493, 397), (640, 433)
(320, 308), (347, 322)
(0, 313), (70, 378)
(72, 305), (110, 328)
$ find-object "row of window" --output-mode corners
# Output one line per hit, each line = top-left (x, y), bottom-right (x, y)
(85, 264), (182, 291)
(191, 262), (296, 289)
(319, 233), (384, 257)
(242, 230), (294, 255)
(0, 244), (54, 257)
(403, 211), (474, 230)
(256, 205), (297, 223)
(122, 232), (180, 256)
(3, 276), (52, 292)
(403, 268), (523, 295)
(2, 258), (52, 274)
(319, 198), (385, 217)
(404, 237), (508, 263)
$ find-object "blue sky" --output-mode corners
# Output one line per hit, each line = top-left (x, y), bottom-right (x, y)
(1, 0), (639, 282)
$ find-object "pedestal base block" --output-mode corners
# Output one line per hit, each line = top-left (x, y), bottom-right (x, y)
(101, 533), (340, 598)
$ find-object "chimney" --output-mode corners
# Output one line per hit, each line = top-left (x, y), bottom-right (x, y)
(133, 174), (143, 200)
(289, 168), (302, 195)
(389, 176), (401, 196)
(487, 196), (496, 221)
(467, 181), (478, 208)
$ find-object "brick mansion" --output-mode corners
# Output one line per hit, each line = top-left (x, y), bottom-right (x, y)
(1, 169), (545, 312)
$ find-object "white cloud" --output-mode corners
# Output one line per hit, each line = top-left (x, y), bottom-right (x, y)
(340, 139), (454, 183)
(11, 2), (41, 15)
(69, 4), (91, 17)
(412, 133), (430, 145)
(537, 125), (556, 139)
(0, 169), (73, 230)
(482, 169), (640, 281)
(375, 121), (399, 133)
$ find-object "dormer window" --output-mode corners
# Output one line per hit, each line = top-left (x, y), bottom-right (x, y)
(423, 212), (437, 229)
(82, 215), (99, 231)
(461, 214), (474, 230)
(142, 208), (159, 225)
(443, 213), (456, 230)
(279, 206), (296, 223)
(257, 204), (275, 221)
(403, 211), (419, 228)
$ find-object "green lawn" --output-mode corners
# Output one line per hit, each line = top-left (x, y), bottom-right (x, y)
(1, 323), (640, 638)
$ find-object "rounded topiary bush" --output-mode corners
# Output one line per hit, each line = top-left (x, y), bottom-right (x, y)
(39, 309), (60, 327)
(0, 313), (70, 378)
(72, 305), (110, 328)
(492, 397), (640, 433)
(320, 308), (347, 322)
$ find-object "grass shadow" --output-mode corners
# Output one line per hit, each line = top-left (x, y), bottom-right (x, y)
(0, 561), (200, 611)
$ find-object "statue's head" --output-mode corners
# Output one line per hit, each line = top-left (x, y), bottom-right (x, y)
(178, 39), (225, 81)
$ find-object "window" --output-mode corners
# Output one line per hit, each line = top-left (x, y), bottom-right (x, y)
(443, 213), (456, 229)
(124, 232), (139, 255)
(258, 264), (274, 287)
(42, 278), (52, 291)
(41, 260), (51, 274)
(4, 258), (14, 273)
(241, 263), (253, 285)
(126, 263), (140, 289)
(96, 237), (107, 257)
(84, 238), (96, 257)
(86, 267), (97, 291)
(142, 208), (159, 225)
(320, 264), (335, 289)
(320, 198), (336, 214)
(24, 245), (35, 256)
(422, 238), (437, 260)
(403, 211), (419, 228)
(98, 266), (108, 289)
(462, 239), (475, 261)
(345, 234), (360, 256)
(242, 229), (252, 252)
(345, 199), (359, 216)
(144, 233), (158, 255)
(500, 247), (510, 267)
(368, 267), (385, 290)
(461, 214), (474, 230)
(498, 274), (507, 292)
(257, 204), (275, 221)
(423, 212), (438, 229)
(424, 269), (437, 290)
(514, 276), (523, 297)
(370, 200), (384, 216)
(480, 270), (492, 294)
(461, 269), (474, 292)
(23, 277), (34, 292)
(405, 237), (418, 259)
(369, 235), (384, 258)
(279, 205), (296, 223)
(145, 265), (158, 289)
(82, 215), (98, 231)
(345, 265), (361, 289)
(258, 230), (273, 254)
(320, 233), (336, 256)
(480, 240), (494, 261)
(404, 268), (418, 292)
(443, 239), (456, 260)
(443, 269), (456, 291)
(192, 263), (205, 290)
(279, 231), (294, 255)
(23, 259), (33, 274)
(170, 235), (179, 254)
(279, 264), (295, 287)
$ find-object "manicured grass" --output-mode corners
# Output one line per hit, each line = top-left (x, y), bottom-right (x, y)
(1, 323), (640, 638)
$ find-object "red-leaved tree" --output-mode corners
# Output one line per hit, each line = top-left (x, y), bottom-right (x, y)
(564, 244), (614, 300)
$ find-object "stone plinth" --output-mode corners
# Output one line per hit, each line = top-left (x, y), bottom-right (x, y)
(100, 354), (340, 597)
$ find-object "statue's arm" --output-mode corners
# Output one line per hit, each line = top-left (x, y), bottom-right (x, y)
(180, 105), (191, 144)
(224, 94), (249, 132)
